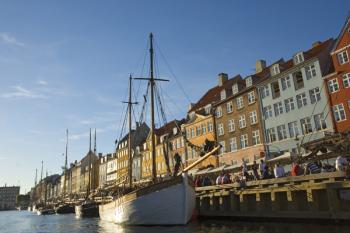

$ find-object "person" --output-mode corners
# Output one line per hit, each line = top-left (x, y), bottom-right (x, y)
(221, 172), (231, 184)
(241, 159), (248, 177)
(335, 155), (348, 171)
(202, 176), (212, 186)
(291, 162), (301, 176)
(259, 159), (266, 179)
(216, 172), (224, 185)
(252, 161), (259, 180)
(306, 161), (321, 174)
(194, 176), (202, 187)
(173, 152), (182, 176)
(274, 163), (285, 178)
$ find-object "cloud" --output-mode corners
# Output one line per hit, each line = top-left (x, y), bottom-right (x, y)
(1, 85), (47, 99)
(37, 80), (48, 85)
(0, 33), (24, 47)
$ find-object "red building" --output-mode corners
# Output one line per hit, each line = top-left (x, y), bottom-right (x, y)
(325, 16), (350, 132)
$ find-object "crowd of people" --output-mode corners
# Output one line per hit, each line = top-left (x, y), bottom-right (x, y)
(194, 155), (350, 188)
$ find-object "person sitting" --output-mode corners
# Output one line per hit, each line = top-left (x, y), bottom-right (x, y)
(202, 176), (212, 186)
(274, 163), (285, 178)
(335, 156), (348, 171)
(259, 159), (266, 179)
(216, 172), (224, 185)
(221, 172), (231, 184)
(291, 162), (302, 176)
(306, 161), (321, 174)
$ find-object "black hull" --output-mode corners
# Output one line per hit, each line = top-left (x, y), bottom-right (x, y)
(75, 204), (99, 218)
(55, 204), (75, 214)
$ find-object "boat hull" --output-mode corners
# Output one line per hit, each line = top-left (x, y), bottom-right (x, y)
(55, 204), (75, 214)
(75, 203), (99, 218)
(37, 209), (55, 215)
(99, 173), (195, 225)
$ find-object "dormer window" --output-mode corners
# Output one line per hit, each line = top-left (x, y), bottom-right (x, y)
(271, 64), (280, 76)
(245, 76), (252, 87)
(232, 84), (238, 94)
(204, 104), (211, 115)
(293, 52), (304, 65)
(173, 127), (177, 135)
(220, 89), (226, 100)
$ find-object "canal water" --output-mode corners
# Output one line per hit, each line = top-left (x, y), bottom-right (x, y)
(0, 210), (349, 233)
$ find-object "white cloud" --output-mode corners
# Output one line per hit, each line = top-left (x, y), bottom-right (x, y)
(1, 85), (47, 99)
(37, 80), (48, 85)
(0, 33), (24, 47)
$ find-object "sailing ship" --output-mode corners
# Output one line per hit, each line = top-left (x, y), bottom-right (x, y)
(55, 129), (75, 214)
(75, 129), (99, 218)
(99, 34), (220, 225)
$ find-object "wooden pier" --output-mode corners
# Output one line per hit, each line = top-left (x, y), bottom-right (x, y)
(195, 171), (350, 221)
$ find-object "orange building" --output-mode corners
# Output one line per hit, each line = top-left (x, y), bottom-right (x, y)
(325, 16), (350, 132)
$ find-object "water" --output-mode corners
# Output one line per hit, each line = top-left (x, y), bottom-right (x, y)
(0, 210), (349, 233)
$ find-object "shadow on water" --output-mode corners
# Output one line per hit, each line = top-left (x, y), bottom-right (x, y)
(1, 211), (350, 233)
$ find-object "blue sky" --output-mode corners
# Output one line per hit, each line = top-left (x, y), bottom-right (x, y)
(0, 1), (349, 193)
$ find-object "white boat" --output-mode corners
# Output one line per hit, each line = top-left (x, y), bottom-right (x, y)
(99, 173), (195, 225)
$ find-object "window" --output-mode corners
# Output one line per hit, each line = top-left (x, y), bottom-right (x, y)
(309, 87), (321, 104)
(249, 111), (258, 124)
(284, 97), (295, 113)
(191, 128), (195, 138)
(296, 92), (307, 108)
(263, 105), (273, 119)
(246, 76), (252, 87)
(271, 81), (280, 99)
(247, 91), (255, 104)
(300, 117), (312, 134)
(219, 141), (225, 154)
(220, 90), (226, 100)
(288, 121), (299, 138)
(261, 85), (270, 98)
(293, 70), (304, 90)
(277, 124), (288, 141)
(236, 97), (244, 109)
(293, 52), (304, 64)
(281, 76), (291, 90)
(226, 101), (233, 113)
(343, 73), (350, 88)
(205, 105), (211, 115)
(252, 130), (260, 145)
(337, 50), (349, 65)
(232, 84), (238, 94)
(238, 115), (246, 128)
(201, 124), (206, 134)
(314, 113), (327, 131)
(196, 126), (201, 136)
(333, 104), (346, 122)
(267, 128), (277, 143)
(271, 64), (280, 75)
(305, 64), (317, 80)
(208, 122), (213, 132)
(216, 107), (222, 118)
(229, 137), (237, 152)
(218, 123), (224, 136)
(240, 134), (248, 149)
(328, 79), (339, 93)
(186, 129), (190, 139)
(228, 119), (235, 132)
(273, 101), (283, 116)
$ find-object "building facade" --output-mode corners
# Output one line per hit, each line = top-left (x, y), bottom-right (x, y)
(258, 39), (335, 157)
(325, 16), (350, 132)
(0, 186), (20, 210)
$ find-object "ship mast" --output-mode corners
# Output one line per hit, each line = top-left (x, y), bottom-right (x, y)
(63, 129), (68, 197)
(87, 128), (92, 197)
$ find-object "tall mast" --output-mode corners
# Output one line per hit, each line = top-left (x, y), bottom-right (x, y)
(63, 129), (68, 196)
(35, 168), (37, 187)
(135, 33), (169, 182)
(94, 128), (97, 154)
(87, 128), (92, 197)
(40, 160), (43, 182)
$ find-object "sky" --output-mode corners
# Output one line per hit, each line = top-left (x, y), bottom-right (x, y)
(0, 0), (349, 194)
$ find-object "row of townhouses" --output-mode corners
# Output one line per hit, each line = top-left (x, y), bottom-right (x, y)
(30, 17), (350, 201)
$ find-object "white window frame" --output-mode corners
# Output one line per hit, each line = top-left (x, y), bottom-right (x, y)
(236, 96), (244, 109)
(337, 50), (349, 65)
(216, 106), (222, 118)
(219, 141), (226, 154)
(240, 134), (248, 149)
(232, 84), (238, 94)
(271, 64), (280, 75)
(284, 97), (295, 113)
(220, 90), (226, 100)
(281, 76), (291, 90)
(249, 111), (258, 125)
(305, 64), (317, 80)
(229, 137), (237, 152)
(208, 122), (213, 132)
(309, 87), (321, 104)
(263, 105), (273, 119)
(328, 79), (339, 93)
(267, 128), (277, 143)
(293, 52), (304, 65)
(300, 117), (313, 134)
(246, 76), (252, 87)
(247, 91), (255, 104)
(273, 101), (283, 117)
(277, 124), (288, 141)
(252, 130), (260, 145)
(333, 103), (347, 122)
(314, 113), (327, 131)
(343, 73), (350, 88)
(288, 121), (299, 138)
(218, 123), (224, 136)
(296, 92), (307, 108)
(228, 119), (235, 132)
(261, 85), (270, 99)
(238, 115), (246, 129)
(226, 101), (233, 113)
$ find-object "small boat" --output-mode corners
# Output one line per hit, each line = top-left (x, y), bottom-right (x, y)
(55, 203), (75, 214)
(75, 201), (99, 218)
(37, 208), (55, 215)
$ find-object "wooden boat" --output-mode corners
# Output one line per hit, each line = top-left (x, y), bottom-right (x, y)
(98, 34), (220, 225)
(37, 207), (55, 215)
(75, 201), (99, 218)
(55, 203), (75, 214)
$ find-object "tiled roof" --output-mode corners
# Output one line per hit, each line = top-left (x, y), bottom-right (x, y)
(154, 119), (185, 136)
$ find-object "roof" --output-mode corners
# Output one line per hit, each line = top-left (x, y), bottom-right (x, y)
(154, 119), (185, 137)
(332, 14), (350, 52)
(188, 74), (242, 113)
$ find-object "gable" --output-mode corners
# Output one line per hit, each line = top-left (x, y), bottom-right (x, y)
(332, 17), (350, 52)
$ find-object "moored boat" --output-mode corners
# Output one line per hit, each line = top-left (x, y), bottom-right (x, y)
(55, 203), (75, 214)
(37, 207), (55, 215)
(75, 201), (99, 218)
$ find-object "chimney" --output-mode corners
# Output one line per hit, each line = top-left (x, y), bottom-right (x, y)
(255, 60), (266, 74)
(312, 41), (321, 48)
(218, 73), (228, 86)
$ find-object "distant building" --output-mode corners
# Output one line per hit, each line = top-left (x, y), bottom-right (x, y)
(325, 16), (350, 132)
(0, 186), (20, 210)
